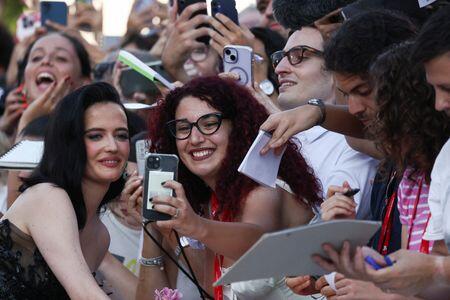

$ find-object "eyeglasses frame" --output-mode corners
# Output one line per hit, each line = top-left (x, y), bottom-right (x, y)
(166, 112), (224, 140)
(271, 45), (323, 69)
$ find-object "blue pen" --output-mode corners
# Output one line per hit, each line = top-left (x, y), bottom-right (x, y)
(365, 255), (394, 270)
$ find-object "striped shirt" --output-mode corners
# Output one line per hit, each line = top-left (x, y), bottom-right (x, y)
(398, 168), (433, 252)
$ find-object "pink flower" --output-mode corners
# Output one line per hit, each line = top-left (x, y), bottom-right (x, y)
(154, 287), (183, 300)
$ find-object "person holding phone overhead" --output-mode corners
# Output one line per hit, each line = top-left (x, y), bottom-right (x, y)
(126, 76), (322, 299)
(0, 82), (136, 299)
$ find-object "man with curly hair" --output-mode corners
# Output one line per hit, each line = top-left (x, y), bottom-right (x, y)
(343, 6), (450, 298)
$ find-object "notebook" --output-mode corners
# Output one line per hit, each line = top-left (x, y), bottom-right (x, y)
(0, 140), (44, 170)
(238, 130), (286, 188)
(214, 220), (381, 286)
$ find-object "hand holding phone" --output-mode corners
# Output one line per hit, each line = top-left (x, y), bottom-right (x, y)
(206, 0), (239, 25)
(177, 0), (210, 44)
(143, 154), (179, 221)
(223, 45), (253, 86)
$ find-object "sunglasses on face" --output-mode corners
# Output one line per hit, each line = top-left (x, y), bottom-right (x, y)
(166, 112), (224, 140)
(270, 45), (323, 69)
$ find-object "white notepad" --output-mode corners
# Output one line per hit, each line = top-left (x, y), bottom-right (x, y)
(215, 220), (381, 286)
(238, 130), (286, 188)
(0, 140), (44, 170)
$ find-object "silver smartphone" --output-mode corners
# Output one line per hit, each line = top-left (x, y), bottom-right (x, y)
(143, 153), (179, 221)
(223, 45), (253, 86)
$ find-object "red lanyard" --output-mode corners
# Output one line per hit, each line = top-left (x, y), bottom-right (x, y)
(211, 193), (231, 300)
(405, 177), (430, 254)
(378, 191), (397, 255)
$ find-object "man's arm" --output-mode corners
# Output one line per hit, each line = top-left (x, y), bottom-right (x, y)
(261, 104), (365, 154)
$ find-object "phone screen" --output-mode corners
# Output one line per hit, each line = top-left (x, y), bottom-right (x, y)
(146, 170), (174, 209)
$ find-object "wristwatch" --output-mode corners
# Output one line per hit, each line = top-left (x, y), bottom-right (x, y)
(259, 79), (275, 96)
(307, 98), (326, 125)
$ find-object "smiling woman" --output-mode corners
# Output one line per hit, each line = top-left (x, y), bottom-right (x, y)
(131, 76), (322, 299)
(0, 82), (135, 299)
(4, 32), (93, 208)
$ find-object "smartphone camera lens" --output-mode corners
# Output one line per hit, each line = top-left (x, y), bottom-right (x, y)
(225, 49), (231, 56)
(230, 54), (236, 61)
(147, 157), (160, 169)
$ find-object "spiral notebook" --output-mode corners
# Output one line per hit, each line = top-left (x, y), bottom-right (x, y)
(0, 140), (44, 170)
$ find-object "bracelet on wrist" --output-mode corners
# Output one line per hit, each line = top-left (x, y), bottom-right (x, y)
(139, 255), (164, 270)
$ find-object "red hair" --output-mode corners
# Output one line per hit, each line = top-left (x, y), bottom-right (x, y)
(148, 76), (322, 218)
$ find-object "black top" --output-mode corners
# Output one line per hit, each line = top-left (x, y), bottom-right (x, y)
(0, 219), (70, 300)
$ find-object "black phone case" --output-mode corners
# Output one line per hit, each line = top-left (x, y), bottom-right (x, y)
(143, 154), (179, 221)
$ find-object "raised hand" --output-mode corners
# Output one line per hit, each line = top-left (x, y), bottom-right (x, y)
(17, 75), (72, 134)
(0, 87), (26, 135)
(207, 14), (255, 57)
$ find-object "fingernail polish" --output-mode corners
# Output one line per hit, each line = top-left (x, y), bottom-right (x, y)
(161, 181), (166, 186)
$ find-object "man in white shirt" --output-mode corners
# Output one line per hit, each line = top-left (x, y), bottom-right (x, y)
(272, 26), (377, 219)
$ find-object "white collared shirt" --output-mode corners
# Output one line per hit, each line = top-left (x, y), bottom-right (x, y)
(423, 138), (450, 244)
(295, 126), (378, 220)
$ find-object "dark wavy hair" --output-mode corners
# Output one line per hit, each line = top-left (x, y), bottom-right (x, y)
(370, 42), (450, 182)
(148, 76), (322, 218)
(411, 4), (450, 64)
(21, 82), (130, 229)
(324, 10), (417, 77)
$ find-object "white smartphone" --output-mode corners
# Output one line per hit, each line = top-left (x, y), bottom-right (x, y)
(143, 153), (179, 221)
(223, 45), (253, 86)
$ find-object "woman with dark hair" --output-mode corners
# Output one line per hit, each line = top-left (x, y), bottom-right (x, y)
(131, 76), (321, 299)
(0, 31), (91, 138)
(4, 31), (93, 209)
(0, 82), (132, 299)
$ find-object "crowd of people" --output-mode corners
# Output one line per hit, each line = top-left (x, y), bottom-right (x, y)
(0, 0), (449, 299)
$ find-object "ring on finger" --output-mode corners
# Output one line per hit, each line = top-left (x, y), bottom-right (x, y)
(173, 208), (180, 219)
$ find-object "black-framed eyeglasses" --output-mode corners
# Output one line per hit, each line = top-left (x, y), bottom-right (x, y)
(166, 113), (224, 140)
(271, 45), (323, 69)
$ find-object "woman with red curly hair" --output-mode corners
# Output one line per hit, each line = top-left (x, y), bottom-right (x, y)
(133, 76), (322, 300)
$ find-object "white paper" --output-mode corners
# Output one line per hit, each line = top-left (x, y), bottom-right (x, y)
(215, 220), (381, 286)
(146, 170), (174, 210)
(418, 0), (437, 8)
(124, 102), (157, 110)
(238, 130), (285, 188)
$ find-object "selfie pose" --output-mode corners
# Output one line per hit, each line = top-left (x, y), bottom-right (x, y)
(0, 82), (135, 299)
(127, 76), (322, 299)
